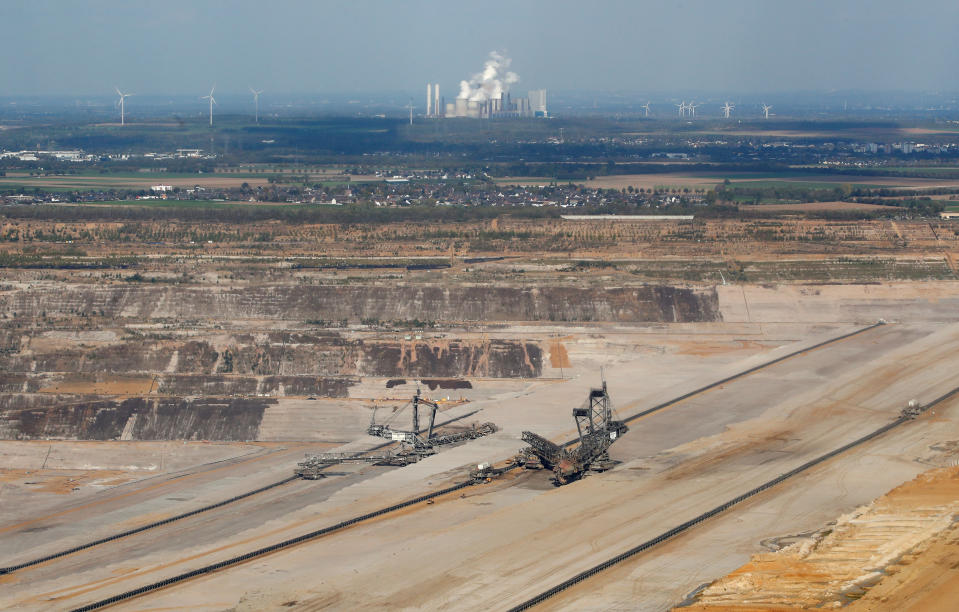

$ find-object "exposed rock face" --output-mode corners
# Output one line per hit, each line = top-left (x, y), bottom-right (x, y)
(360, 341), (541, 378)
(0, 396), (271, 441)
(0, 282), (719, 440)
(2, 341), (220, 375)
(0, 336), (542, 379)
(0, 284), (720, 323)
(156, 375), (356, 397)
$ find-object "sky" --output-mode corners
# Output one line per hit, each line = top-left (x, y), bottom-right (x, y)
(2, 0), (958, 97)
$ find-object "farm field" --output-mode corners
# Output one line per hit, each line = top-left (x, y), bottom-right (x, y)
(497, 172), (959, 191)
(738, 200), (902, 212)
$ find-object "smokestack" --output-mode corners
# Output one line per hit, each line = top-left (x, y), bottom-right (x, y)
(434, 84), (440, 117)
(426, 84), (432, 117)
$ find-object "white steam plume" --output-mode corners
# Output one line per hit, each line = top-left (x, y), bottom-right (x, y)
(457, 51), (519, 102)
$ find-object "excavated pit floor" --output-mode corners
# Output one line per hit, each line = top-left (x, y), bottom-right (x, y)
(2, 282), (959, 611)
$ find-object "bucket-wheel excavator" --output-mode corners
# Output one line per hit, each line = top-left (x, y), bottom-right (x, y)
(519, 380), (628, 485)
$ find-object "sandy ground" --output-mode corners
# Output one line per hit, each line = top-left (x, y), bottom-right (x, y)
(0, 440), (305, 534)
(4, 318), (958, 611)
(848, 517), (959, 612)
(3, 283), (959, 611)
(718, 282), (959, 324)
(96, 321), (959, 612)
(683, 466), (959, 609)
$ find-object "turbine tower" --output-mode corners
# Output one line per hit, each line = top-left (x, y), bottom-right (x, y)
(722, 101), (735, 119)
(762, 103), (772, 119)
(201, 86), (217, 127)
(642, 102), (651, 117)
(405, 99), (414, 125)
(115, 87), (132, 126)
(676, 101), (687, 117)
(250, 87), (263, 124)
(687, 101), (698, 118)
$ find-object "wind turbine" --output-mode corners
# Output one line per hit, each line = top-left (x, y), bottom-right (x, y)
(676, 100), (687, 117)
(722, 101), (735, 119)
(687, 101), (699, 118)
(115, 88), (133, 126)
(761, 103), (773, 119)
(642, 102), (651, 117)
(201, 86), (217, 127)
(249, 87), (263, 124)
(405, 99), (414, 125)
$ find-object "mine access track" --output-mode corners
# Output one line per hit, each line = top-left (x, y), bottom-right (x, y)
(506, 383), (959, 612)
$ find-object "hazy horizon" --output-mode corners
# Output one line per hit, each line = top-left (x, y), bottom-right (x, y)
(3, 0), (958, 98)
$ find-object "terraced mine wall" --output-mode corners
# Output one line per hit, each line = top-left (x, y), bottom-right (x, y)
(0, 332), (542, 440)
(0, 283), (717, 441)
(0, 335), (543, 381)
(0, 284), (720, 323)
(0, 396), (272, 441)
(0, 373), (358, 398)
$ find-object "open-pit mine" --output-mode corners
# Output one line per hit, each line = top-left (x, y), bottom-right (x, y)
(2, 213), (959, 611)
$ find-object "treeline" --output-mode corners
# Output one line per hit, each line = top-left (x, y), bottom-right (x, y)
(0, 203), (555, 224)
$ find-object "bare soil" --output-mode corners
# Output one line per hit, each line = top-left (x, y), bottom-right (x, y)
(683, 465), (959, 610)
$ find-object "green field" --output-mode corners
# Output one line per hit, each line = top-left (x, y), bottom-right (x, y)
(0, 184), (80, 193)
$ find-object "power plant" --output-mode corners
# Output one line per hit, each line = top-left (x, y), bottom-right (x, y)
(425, 51), (547, 119)
(428, 89), (547, 119)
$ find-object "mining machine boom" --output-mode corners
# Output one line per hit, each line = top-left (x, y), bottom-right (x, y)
(294, 451), (418, 479)
(296, 389), (497, 478)
(368, 388), (496, 451)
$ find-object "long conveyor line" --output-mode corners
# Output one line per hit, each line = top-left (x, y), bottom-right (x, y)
(0, 476), (299, 576)
(0, 410), (479, 576)
(70, 477), (489, 611)
(55, 322), (887, 609)
(618, 320), (887, 426)
(548, 320), (886, 452)
(506, 383), (959, 611)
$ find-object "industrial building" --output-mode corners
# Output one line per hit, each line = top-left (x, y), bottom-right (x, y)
(425, 83), (547, 119)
